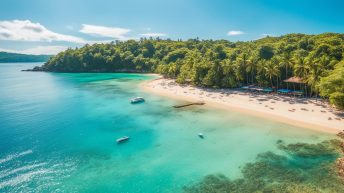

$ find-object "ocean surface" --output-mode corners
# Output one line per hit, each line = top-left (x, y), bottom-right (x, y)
(0, 63), (335, 192)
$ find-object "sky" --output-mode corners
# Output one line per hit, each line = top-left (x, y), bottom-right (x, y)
(0, 0), (343, 55)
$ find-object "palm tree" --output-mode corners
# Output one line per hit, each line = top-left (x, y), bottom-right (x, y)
(221, 59), (237, 87)
(264, 58), (280, 88)
(279, 52), (293, 89)
(256, 59), (266, 87)
(247, 54), (259, 84)
(293, 56), (310, 96)
(234, 59), (244, 83)
(236, 52), (251, 85)
(307, 55), (329, 98)
(293, 56), (310, 78)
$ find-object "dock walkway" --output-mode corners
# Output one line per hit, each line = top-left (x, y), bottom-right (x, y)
(173, 102), (205, 108)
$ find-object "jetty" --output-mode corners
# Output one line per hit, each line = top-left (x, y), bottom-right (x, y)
(173, 102), (205, 108)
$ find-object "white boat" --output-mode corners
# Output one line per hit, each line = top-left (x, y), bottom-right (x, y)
(116, 136), (130, 143)
(130, 97), (145, 104)
(198, 133), (204, 139)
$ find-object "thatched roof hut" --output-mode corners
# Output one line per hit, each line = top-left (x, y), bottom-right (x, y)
(283, 76), (305, 84)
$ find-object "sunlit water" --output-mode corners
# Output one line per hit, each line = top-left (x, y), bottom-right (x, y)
(0, 63), (335, 192)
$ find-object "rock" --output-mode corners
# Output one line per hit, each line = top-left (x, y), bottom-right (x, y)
(336, 132), (344, 140)
(336, 157), (344, 179)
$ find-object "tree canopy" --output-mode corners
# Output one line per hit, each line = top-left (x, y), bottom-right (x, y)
(36, 33), (344, 109)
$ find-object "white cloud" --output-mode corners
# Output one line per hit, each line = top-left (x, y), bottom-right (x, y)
(227, 30), (245, 36)
(0, 20), (85, 43)
(80, 24), (131, 40)
(261, 33), (274, 37)
(21, 46), (68, 55)
(85, 40), (116, 44)
(0, 45), (68, 55)
(139, 33), (167, 37)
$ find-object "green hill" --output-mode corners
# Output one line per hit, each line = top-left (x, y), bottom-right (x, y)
(0, 52), (52, 63)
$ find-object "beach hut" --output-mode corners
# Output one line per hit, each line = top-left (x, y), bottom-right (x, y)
(283, 76), (305, 97)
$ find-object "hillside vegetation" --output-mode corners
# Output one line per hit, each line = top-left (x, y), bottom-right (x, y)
(36, 33), (344, 109)
(0, 52), (51, 63)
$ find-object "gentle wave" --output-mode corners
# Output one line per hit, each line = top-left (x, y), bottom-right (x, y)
(0, 162), (46, 179)
(0, 168), (54, 189)
(0, 150), (77, 191)
(0, 150), (33, 165)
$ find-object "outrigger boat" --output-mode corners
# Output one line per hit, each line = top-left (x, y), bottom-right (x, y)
(130, 97), (145, 104)
(116, 136), (130, 143)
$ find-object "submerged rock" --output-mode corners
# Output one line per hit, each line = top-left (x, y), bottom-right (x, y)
(336, 157), (344, 179)
(337, 131), (344, 140)
(184, 140), (344, 193)
(276, 139), (341, 157)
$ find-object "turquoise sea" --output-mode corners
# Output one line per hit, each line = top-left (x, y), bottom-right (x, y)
(0, 63), (336, 192)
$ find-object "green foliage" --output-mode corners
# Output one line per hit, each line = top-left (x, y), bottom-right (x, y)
(319, 61), (344, 109)
(184, 139), (344, 193)
(330, 92), (344, 110)
(258, 45), (274, 60)
(36, 33), (344, 108)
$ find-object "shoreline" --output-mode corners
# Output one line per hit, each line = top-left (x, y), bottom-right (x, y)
(141, 77), (344, 134)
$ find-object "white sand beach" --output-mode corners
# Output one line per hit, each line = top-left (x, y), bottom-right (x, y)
(142, 77), (344, 133)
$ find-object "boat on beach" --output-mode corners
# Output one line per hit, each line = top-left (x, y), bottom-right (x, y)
(130, 97), (145, 104)
(116, 136), (130, 143)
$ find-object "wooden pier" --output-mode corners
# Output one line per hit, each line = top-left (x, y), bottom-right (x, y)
(173, 102), (205, 108)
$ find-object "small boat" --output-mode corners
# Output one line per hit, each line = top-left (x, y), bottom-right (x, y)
(198, 133), (204, 139)
(116, 136), (130, 143)
(130, 97), (145, 104)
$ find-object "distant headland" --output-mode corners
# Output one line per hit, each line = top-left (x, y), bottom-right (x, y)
(0, 52), (52, 63)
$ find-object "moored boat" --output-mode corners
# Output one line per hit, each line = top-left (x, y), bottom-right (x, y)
(130, 97), (145, 104)
(116, 136), (130, 143)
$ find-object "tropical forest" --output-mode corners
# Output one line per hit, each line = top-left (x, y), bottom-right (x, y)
(35, 33), (344, 109)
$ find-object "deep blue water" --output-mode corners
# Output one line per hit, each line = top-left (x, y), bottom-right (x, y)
(0, 63), (334, 192)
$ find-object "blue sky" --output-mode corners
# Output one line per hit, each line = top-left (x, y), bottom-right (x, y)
(0, 0), (343, 54)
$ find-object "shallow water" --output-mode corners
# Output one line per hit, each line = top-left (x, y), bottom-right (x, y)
(0, 63), (335, 192)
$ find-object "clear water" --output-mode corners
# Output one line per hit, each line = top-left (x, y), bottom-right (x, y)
(0, 63), (335, 193)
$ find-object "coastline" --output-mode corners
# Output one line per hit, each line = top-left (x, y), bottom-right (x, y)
(141, 77), (344, 134)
